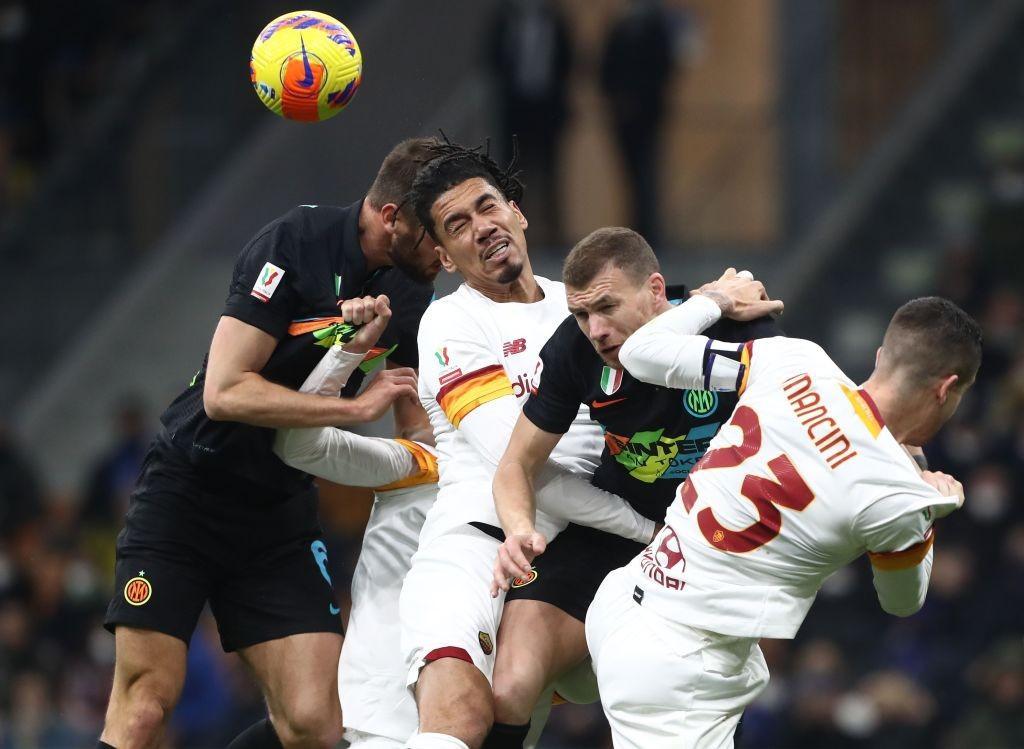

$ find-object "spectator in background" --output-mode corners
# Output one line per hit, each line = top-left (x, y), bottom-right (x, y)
(0, 422), (43, 542)
(978, 124), (1024, 292)
(947, 638), (1024, 749)
(600, 0), (678, 246)
(486, 0), (572, 246)
(81, 395), (149, 527)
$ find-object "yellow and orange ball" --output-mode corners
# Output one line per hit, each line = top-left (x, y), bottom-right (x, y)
(250, 10), (362, 122)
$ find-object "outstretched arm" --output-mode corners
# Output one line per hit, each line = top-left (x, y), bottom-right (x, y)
(620, 269), (783, 391)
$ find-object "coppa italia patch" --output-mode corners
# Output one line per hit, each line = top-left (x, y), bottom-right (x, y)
(251, 262), (285, 302)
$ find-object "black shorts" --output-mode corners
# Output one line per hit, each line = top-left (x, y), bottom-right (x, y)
(504, 523), (644, 622)
(104, 447), (342, 652)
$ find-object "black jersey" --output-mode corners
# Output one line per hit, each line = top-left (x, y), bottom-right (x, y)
(523, 288), (780, 521)
(157, 202), (433, 496)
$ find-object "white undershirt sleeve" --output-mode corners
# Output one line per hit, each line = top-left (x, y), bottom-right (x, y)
(460, 398), (656, 544)
(619, 295), (741, 391)
(273, 343), (417, 487)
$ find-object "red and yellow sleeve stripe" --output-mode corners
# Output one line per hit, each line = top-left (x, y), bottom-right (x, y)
(868, 528), (934, 571)
(436, 364), (513, 428)
(738, 341), (754, 395)
(375, 439), (439, 492)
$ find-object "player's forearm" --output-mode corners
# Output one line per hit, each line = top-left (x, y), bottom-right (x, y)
(494, 460), (539, 536)
(619, 295), (724, 389)
(872, 546), (933, 617)
(534, 464), (656, 544)
(204, 372), (370, 428)
(273, 428), (415, 486)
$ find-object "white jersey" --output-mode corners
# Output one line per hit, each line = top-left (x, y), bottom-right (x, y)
(628, 335), (957, 639)
(416, 276), (604, 545)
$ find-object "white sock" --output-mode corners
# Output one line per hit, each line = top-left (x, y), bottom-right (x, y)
(406, 733), (470, 749)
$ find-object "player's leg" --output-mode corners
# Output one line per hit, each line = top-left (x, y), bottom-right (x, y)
(586, 569), (769, 749)
(215, 490), (344, 748)
(413, 657), (494, 748)
(99, 627), (187, 749)
(485, 525), (638, 748)
(100, 481), (211, 748)
(236, 632), (344, 748)
(485, 599), (589, 747)
(400, 528), (506, 749)
(340, 491), (429, 746)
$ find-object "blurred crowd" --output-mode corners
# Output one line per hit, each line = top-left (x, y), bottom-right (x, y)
(0, 1), (173, 213)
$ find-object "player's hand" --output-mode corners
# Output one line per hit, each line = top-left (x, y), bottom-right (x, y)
(341, 295), (392, 355)
(692, 268), (784, 321)
(921, 470), (965, 517)
(491, 531), (547, 597)
(353, 366), (417, 422)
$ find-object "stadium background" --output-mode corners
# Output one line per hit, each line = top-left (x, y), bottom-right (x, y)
(0, 0), (1021, 746)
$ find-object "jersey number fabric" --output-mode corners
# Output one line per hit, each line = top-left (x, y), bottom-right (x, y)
(680, 406), (816, 553)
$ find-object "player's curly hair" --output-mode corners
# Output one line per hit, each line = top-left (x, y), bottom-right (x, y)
(408, 133), (525, 242)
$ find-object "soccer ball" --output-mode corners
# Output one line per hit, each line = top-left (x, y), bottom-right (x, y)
(250, 10), (362, 122)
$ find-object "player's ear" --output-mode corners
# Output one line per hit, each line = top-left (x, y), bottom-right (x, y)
(509, 200), (528, 231)
(380, 203), (399, 234)
(437, 244), (457, 273)
(936, 373), (959, 403)
(648, 272), (667, 300)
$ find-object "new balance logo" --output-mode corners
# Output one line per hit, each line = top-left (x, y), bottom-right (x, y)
(503, 338), (527, 357)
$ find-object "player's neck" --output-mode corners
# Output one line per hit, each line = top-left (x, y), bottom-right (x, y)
(358, 201), (392, 272)
(860, 377), (918, 443)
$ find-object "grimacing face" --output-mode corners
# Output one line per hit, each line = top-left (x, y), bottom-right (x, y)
(429, 177), (529, 288)
(566, 263), (665, 368)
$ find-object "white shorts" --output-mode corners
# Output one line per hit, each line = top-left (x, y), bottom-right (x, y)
(585, 569), (770, 749)
(340, 486), (433, 743)
(400, 525), (505, 688)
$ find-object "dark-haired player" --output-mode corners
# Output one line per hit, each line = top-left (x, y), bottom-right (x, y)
(398, 142), (659, 749)
(487, 230), (781, 747)
(587, 293), (976, 747)
(99, 138), (441, 749)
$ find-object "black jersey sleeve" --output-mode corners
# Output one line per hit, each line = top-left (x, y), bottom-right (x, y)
(705, 313), (782, 344)
(222, 221), (302, 340)
(522, 316), (587, 435)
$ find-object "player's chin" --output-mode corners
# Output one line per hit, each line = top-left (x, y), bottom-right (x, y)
(598, 345), (622, 368)
(494, 260), (525, 285)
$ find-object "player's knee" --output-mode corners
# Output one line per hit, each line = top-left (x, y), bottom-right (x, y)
(272, 689), (343, 748)
(119, 681), (176, 742)
(427, 684), (493, 747)
(491, 668), (542, 724)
